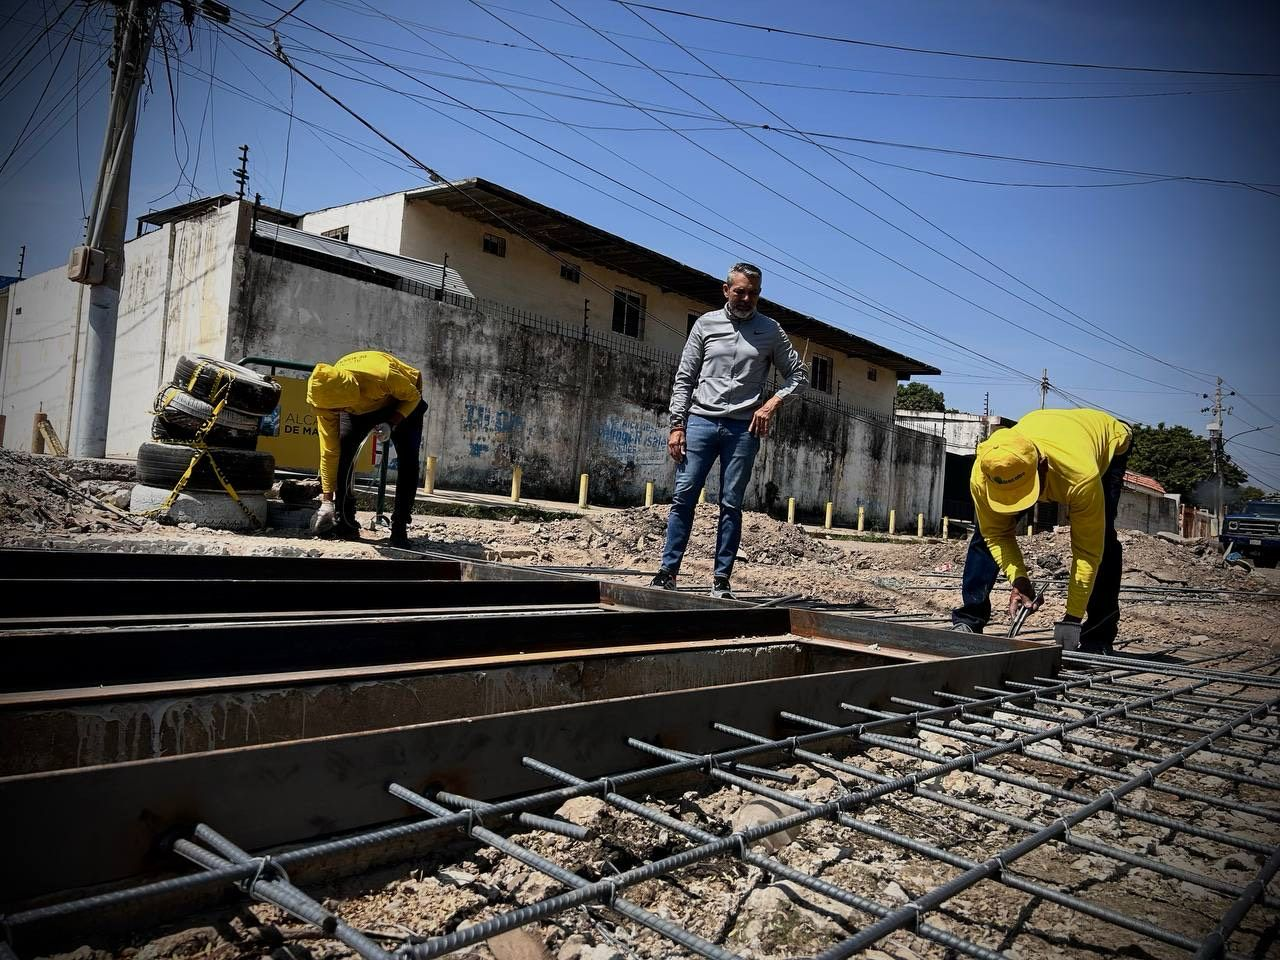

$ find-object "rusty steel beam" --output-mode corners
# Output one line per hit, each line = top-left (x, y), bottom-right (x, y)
(0, 577), (600, 618)
(0, 641), (1059, 915)
(1, 607), (794, 692)
(0, 548), (461, 581)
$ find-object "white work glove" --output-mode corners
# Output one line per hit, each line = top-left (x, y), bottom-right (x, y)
(373, 422), (392, 443)
(1053, 620), (1082, 651)
(311, 499), (336, 534)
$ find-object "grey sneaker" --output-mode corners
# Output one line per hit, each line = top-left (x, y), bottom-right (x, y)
(950, 622), (974, 633)
(650, 569), (677, 590)
(711, 576), (735, 600)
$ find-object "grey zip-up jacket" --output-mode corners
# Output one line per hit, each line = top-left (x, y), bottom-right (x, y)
(669, 307), (807, 428)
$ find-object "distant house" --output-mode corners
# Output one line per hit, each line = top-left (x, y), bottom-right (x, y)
(893, 409), (1015, 523)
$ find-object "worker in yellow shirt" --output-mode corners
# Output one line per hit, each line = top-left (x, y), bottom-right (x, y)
(951, 409), (1132, 654)
(305, 350), (427, 547)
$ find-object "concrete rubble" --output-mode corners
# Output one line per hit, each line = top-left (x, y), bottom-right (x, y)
(2, 450), (1276, 958)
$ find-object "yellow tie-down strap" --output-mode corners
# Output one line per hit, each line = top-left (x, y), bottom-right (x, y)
(138, 364), (263, 529)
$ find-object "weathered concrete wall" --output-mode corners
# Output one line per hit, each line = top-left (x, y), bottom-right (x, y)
(0, 268), (86, 450)
(1117, 488), (1179, 535)
(302, 194), (902, 416)
(106, 203), (244, 457)
(229, 252), (944, 523)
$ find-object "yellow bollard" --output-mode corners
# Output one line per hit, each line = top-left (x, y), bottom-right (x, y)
(1026, 523), (1033, 537)
(699, 487), (706, 505)
(889, 509), (896, 535)
(578, 473), (589, 509)
(824, 501), (833, 530)
(423, 455), (438, 494)
(918, 513), (924, 537)
(510, 465), (522, 502)
(942, 516), (949, 540)
(644, 481), (654, 507)
(857, 505), (865, 532)
(787, 497), (796, 524)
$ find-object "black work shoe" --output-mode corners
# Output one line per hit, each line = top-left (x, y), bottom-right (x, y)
(333, 520), (362, 541)
(650, 569), (677, 590)
(389, 524), (411, 549)
(711, 576), (735, 600)
(950, 622), (975, 633)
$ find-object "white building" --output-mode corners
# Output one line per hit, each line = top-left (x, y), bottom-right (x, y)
(1, 182), (946, 524)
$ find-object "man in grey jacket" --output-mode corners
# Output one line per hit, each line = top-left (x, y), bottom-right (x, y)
(652, 262), (807, 599)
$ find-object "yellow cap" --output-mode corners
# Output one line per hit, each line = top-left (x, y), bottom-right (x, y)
(306, 362), (360, 410)
(977, 429), (1040, 513)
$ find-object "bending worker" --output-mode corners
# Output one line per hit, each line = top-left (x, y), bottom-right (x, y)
(651, 262), (806, 599)
(951, 408), (1132, 653)
(306, 350), (426, 548)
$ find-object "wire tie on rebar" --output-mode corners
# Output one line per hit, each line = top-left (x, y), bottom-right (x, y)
(1054, 817), (1072, 844)
(600, 777), (618, 798)
(1101, 789), (1120, 811)
(906, 901), (923, 932)
(601, 879), (619, 908)
(785, 735), (800, 756)
(246, 855), (286, 894)
(732, 832), (747, 859)
(703, 753), (718, 774)
(989, 854), (1006, 878)
(464, 809), (484, 833)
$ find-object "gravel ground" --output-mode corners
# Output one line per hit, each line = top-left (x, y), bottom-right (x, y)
(4, 451), (1277, 959)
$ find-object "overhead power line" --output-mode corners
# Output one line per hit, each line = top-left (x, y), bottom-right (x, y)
(614, 2), (1280, 78)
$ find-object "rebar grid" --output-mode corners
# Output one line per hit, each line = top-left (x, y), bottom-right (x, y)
(7, 660), (1278, 960)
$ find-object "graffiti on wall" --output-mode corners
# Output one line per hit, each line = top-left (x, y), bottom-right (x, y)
(462, 400), (526, 460)
(597, 414), (667, 467)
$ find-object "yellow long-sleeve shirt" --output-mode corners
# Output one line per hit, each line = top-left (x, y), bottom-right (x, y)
(306, 351), (423, 493)
(972, 409), (1131, 618)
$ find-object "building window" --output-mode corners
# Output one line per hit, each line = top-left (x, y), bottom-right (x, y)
(483, 233), (506, 257)
(867, 367), (878, 382)
(612, 288), (646, 339)
(811, 354), (833, 394)
(559, 262), (580, 283)
(321, 226), (349, 242)
(687, 312), (700, 334)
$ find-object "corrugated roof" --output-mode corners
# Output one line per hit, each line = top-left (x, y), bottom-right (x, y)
(1124, 470), (1167, 495)
(253, 222), (474, 299)
(406, 178), (939, 378)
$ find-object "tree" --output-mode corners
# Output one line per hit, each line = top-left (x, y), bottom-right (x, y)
(1128, 422), (1247, 502)
(896, 382), (946, 412)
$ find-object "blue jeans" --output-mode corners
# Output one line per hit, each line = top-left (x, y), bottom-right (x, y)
(661, 414), (760, 580)
(952, 449), (1129, 650)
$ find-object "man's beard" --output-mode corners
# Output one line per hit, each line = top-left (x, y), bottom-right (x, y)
(726, 301), (754, 320)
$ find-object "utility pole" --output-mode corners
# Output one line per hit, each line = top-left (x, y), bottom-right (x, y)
(1202, 376), (1235, 533)
(67, 0), (159, 457)
(231, 144), (249, 199)
(1039, 369), (1050, 409)
(16, 245), (24, 279)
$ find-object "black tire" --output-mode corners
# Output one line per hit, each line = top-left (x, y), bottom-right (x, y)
(136, 441), (275, 493)
(151, 411), (259, 449)
(154, 386), (262, 433)
(172, 354), (281, 416)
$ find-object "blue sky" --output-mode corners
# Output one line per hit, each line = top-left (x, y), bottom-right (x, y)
(2, 0), (1277, 488)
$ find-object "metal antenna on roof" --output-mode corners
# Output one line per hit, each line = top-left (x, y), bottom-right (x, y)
(232, 145), (249, 200)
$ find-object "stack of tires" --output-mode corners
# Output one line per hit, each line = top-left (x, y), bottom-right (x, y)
(131, 355), (281, 531)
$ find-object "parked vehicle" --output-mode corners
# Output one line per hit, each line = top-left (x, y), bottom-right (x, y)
(1219, 498), (1280, 567)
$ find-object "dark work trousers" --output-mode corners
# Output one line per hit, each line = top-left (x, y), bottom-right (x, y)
(334, 399), (427, 531)
(952, 448), (1130, 650)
